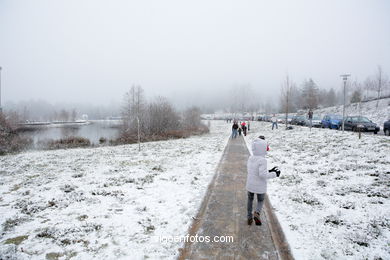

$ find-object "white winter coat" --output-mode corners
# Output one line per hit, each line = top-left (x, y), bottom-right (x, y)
(246, 138), (276, 194)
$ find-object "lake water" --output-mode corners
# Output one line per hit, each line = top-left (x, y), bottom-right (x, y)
(20, 120), (122, 147)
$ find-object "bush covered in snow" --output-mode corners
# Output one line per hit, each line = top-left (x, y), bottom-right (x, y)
(0, 113), (32, 155)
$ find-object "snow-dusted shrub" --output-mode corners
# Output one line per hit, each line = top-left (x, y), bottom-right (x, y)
(279, 174), (303, 185)
(44, 136), (91, 149)
(2, 216), (28, 233)
(0, 113), (32, 155)
(324, 214), (344, 226)
(99, 137), (107, 144)
(290, 192), (321, 206)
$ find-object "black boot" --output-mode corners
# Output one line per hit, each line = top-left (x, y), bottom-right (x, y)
(247, 217), (253, 225)
(254, 212), (262, 226)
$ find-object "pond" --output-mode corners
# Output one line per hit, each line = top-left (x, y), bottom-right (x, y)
(19, 120), (122, 148)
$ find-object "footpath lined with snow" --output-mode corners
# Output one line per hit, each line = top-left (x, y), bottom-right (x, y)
(246, 122), (390, 259)
(0, 121), (230, 259)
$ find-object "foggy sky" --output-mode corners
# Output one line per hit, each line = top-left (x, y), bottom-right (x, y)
(1, 0), (389, 109)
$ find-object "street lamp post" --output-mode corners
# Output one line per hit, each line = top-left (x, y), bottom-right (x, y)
(340, 74), (350, 133)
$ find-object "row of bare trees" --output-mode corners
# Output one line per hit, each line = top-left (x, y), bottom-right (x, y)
(350, 66), (389, 107)
(120, 85), (207, 143)
(280, 66), (390, 114)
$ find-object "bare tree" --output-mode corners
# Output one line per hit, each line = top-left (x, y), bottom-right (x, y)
(350, 79), (362, 104)
(372, 66), (389, 107)
(182, 106), (202, 130)
(325, 88), (337, 107)
(147, 96), (180, 135)
(71, 109), (77, 122)
(59, 110), (69, 121)
(363, 77), (374, 101)
(280, 75), (294, 127)
(122, 85), (147, 133)
(301, 78), (319, 109)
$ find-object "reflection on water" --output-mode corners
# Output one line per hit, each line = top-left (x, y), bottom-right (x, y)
(20, 121), (122, 147)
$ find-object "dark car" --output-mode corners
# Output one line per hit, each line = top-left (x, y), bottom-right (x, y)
(384, 120), (390, 136)
(291, 115), (306, 126)
(321, 114), (343, 129)
(343, 116), (380, 134)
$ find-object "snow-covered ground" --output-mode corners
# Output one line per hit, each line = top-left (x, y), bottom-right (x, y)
(313, 97), (390, 128)
(245, 121), (390, 259)
(0, 121), (230, 260)
(2, 119), (389, 260)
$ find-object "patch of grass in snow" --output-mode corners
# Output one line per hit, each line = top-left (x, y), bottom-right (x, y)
(138, 218), (155, 234)
(71, 172), (84, 178)
(60, 184), (77, 193)
(91, 189), (124, 197)
(3, 235), (28, 245)
(2, 217), (28, 232)
(324, 215), (344, 226)
(9, 183), (22, 192)
(339, 201), (355, 209)
(36, 223), (101, 247)
(290, 192), (321, 206)
(137, 173), (158, 186)
(316, 180), (327, 187)
(45, 252), (64, 260)
(77, 215), (88, 221)
(279, 174), (303, 185)
(14, 199), (47, 215)
(151, 165), (164, 172)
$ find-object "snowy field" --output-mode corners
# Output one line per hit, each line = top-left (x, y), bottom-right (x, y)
(246, 121), (390, 259)
(0, 121), (230, 260)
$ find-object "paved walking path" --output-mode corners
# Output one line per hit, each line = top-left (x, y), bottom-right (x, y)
(179, 136), (293, 260)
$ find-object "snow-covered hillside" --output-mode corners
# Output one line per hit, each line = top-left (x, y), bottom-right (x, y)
(246, 122), (390, 259)
(314, 97), (390, 128)
(0, 121), (230, 259)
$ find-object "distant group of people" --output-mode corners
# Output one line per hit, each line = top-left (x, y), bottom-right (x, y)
(231, 121), (250, 138)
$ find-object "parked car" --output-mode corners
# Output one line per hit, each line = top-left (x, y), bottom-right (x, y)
(257, 115), (271, 122)
(321, 114), (343, 129)
(305, 116), (322, 127)
(277, 116), (285, 123)
(291, 115), (306, 126)
(343, 116), (380, 134)
(384, 120), (390, 136)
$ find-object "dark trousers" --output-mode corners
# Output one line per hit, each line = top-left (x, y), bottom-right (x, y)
(247, 192), (265, 218)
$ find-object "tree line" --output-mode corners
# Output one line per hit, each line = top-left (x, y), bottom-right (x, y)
(118, 85), (208, 144)
(280, 65), (390, 114)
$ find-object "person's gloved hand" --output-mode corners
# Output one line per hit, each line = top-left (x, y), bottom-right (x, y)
(269, 166), (281, 177)
(269, 166), (278, 172)
(275, 168), (281, 177)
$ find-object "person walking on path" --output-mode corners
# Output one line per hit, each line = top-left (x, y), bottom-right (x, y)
(308, 109), (313, 129)
(238, 126), (242, 136)
(242, 124), (247, 136)
(232, 121), (239, 138)
(271, 114), (278, 130)
(246, 136), (281, 225)
(248, 121), (250, 131)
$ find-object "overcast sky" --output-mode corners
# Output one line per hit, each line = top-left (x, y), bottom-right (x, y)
(1, 0), (389, 108)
